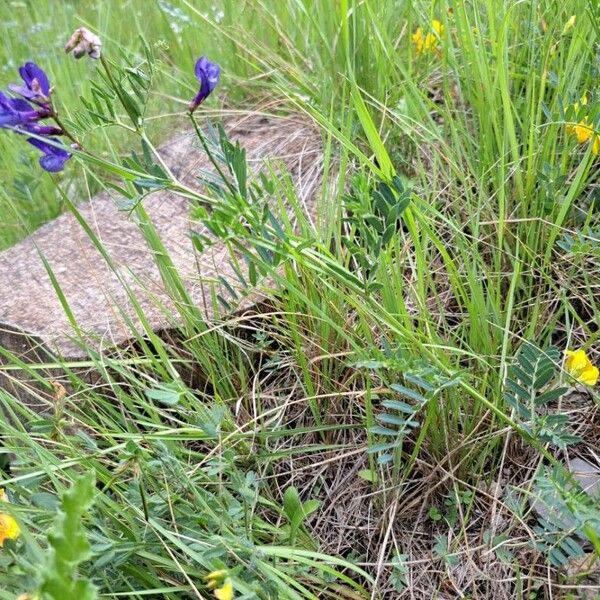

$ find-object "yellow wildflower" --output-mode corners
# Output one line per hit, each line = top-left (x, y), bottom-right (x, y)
(412, 19), (444, 56)
(566, 96), (599, 156)
(569, 120), (594, 145)
(432, 19), (443, 36)
(214, 579), (234, 600)
(565, 349), (599, 386)
(0, 513), (20, 546)
(562, 15), (576, 35)
(0, 487), (20, 547)
(412, 27), (425, 54)
(205, 570), (228, 584)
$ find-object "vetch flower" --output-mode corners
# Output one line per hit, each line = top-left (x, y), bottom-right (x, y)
(21, 123), (63, 136)
(213, 579), (234, 600)
(65, 27), (102, 60)
(0, 513), (20, 546)
(188, 56), (220, 113)
(0, 92), (42, 127)
(205, 570), (228, 585)
(412, 19), (444, 56)
(204, 570), (234, 599)
(568, 120), (600, 155)
(0, 62), (74, 172)
(27, 137), (72, 172)
(9, 62), (51, 104)
(0, 489), (20, 547)
(566, 95), (600, 156)
(565, 349), (599, 386)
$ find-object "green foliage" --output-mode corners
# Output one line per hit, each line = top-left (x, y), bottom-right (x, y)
(368, 370), (460, 465)
(368, 384), (426, 465)
(1, 0), (600, 597)
(482, 531), (514, 564)
(531, 465), (600, 567)
(504, 344), (578, 447)
(77, 38), (156, 132)
(282, 486), (320, 544)
(389, 553), (409, 593)
(433, 535), (459, 567)
(343, 174), (410, 289)
(40, 472), (97, 600)
(557, 227), (600, 258)
(189, 120), (305, 296)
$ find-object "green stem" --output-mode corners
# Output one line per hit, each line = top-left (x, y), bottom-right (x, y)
(49, 110), (81, 148)
(188, 112), (238, 198)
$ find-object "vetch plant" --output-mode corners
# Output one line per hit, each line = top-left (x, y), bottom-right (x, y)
(504, 344), (579, 448)
(37, 472), (97, 600)
(530, 465), (600, 567)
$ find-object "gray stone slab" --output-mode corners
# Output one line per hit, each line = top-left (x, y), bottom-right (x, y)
(0, 114), (323, 364)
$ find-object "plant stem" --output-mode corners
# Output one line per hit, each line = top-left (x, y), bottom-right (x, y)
(49, 110), (81, 148)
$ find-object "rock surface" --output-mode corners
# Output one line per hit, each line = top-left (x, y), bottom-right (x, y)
(0, 114), (323, 365)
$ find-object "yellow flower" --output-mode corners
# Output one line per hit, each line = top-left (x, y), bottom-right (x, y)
(205, 570), (228, 583)
(565, 349), (599, 386)
(412, 27), (425, 54)
(566, 96), (599, 156)
(214, 579), (234, 600)
(412, 19), (444, 56)
(0, 513), (20, 546)
(0, 488), (7, 503)
(432, 19), (444, 35)
(562, 15), (576, 35)
(570, 119), (595, 144)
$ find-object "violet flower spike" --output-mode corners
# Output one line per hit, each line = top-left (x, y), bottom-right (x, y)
(27, 137), (72, 172)
(189, 56), (220, 113)
(8, 62), (51, 104)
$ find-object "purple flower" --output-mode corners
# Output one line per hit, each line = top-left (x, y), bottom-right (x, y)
(9, 62), (51, 103)
(189, 56), (220, 113)
(1, 62), (72, 173)
(0, 92), (42, 126)
(23, 123), (63, 136)
(27, 137), (71, 172)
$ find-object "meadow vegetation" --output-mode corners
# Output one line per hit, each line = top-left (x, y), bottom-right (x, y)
(0, 0), (599, 598)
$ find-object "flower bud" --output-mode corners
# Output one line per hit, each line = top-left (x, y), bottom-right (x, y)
(65, 27), (102, 60)
(562, 15), (576, 35)
(189, 56), (220, 113)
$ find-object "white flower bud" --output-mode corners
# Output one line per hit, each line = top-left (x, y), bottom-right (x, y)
(65, 27), (102, 60)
